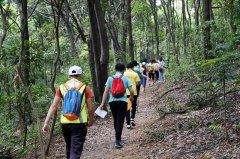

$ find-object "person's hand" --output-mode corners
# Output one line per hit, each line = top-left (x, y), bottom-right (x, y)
(42, 123), (48, 135)
(99, 104), (104, 110)
(88, 120), (94, 127)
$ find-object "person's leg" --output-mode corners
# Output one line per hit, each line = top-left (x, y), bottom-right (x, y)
(130, 95), (138, 125)
(155, 71), (159, 80)
(140, 77), (144, 85)
(62, 124), (71, 159)
(158, 70), (162, 81)
(143, 77), (147, 91)
(126, 110), (131, 126)
(159, 71), (164, 81)
(110, 102), (118, 131)
(70, 124), (87, 159)
(136, 85), (141, 97)
(115, 101), (127, 141)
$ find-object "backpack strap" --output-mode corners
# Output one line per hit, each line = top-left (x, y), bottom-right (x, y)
(79, 84), (86, 113)
(64, 82), (84, 91)
(64, 83), (71, 90)
(75, 82), (85, 91)
(112, 75), (123, 79)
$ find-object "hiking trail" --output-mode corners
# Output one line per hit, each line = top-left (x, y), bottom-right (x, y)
(48, 83), (160, 159)
(47, 81), (240, 158)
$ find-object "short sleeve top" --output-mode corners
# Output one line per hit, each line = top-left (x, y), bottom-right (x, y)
(105, 72), (132, 103)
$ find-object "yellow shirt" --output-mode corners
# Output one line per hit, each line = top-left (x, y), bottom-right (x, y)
(124, 69), (140, 95)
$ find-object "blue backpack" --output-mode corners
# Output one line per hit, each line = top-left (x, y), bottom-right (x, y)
(61, 83), (86, 120)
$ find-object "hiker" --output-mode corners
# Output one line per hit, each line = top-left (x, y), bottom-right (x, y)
(124, 62), (141, 129)
(147, 60), (155, 85)
(141, 62), (147, 92)
(132, 60), (148, 96)
(42, 65), (94, 159)
(153, 60), (160, 81)
(158, 57), (165, 81)
(99, 63), (134, 148)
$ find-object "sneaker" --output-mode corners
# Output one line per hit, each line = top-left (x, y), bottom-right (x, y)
(130, 119), (136, 126)
(115, 140), (123, 149)
(127, 125), (131, 129)
(131, 121), (136, 126)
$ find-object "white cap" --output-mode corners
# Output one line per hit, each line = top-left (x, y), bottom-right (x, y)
(142, 62), (146, 65)
(68, 65), (82, 75)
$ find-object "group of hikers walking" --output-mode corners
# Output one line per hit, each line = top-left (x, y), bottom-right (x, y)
(42, 58), (165, 158)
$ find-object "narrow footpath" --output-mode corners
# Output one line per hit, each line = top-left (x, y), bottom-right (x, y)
(49, 83), (160, 159)
(81, 84), (159, 159)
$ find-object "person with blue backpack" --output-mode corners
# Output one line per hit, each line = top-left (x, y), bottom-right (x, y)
(99, 63), (134, 149)
(42, 65), (94, 159)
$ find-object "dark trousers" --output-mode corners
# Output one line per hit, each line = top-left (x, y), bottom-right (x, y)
(148, 72), (155, 80)
(62, 123), (87, 159)
(126, 95), (138, 125)
(155, 70), (159, 80)
(136, 85), (141, 97)
(109, 101), (127, 141)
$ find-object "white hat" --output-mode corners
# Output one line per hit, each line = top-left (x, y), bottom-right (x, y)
(68, 65), (82, 75)
(142, 62), (146, 65)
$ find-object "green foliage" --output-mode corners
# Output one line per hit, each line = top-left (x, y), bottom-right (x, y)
(166, 55), (195, 83)
(189, 49), (240, 109)
(207, 124), (224, 137)
(16, 145), (34, 159)
(145, 127), (176, 140)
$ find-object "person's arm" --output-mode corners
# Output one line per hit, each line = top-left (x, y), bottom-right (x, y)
(99, 86), (110, 109)
(86, 97), (94, 126)
(128, 86), (134, 101)
(42, 96), (61, 134)
(142, 74), (148, 79)
(136, 74), (141, 86)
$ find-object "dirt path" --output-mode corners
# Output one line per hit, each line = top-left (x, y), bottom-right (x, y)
(80, 85), (159, 159)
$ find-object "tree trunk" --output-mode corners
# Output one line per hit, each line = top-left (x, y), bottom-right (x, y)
(126, 0), (134, 61)
(202, 0), (213, 59)
(88, 40), (100, 102)
(121, 0), (127, 65)
(228, 0), (237, 34)
(161, 0), (180, 65)
(64, 0), (86, 43)
(94, 0), (109, 88)
(62, 0), (77, 55)
(45, 0), (64, 156)
(106, 16), (123, 64)
(194, 0), (200, 29)
(149, 0), (161, 57)
(16, 0), (31, 147)
(182, 0), (187, 54)
(88, 0), (105, 100)
(0, 3), (8, 47)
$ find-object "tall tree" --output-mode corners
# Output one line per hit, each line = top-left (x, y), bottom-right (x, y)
(45, 0), (64, 156)
(149, 0), (161, 57)
(62, 0), (77, 55)
(194, 0), (200, 29)
(121, 0), (128, 64)
(0, 3), (8, 47)
(16, 0), (31, 146)
(88, 0), (109, 101)
(202, 0), (213, 59)
(126, 0), (134, 61)
(181, 0), (187, 54)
